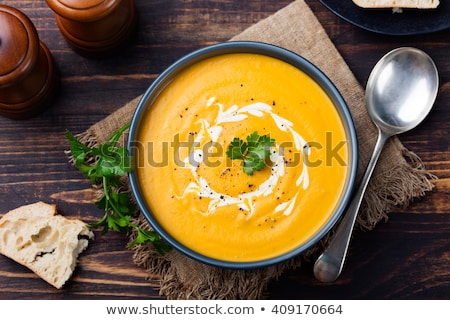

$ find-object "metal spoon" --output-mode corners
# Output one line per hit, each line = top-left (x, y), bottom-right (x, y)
(313, 47), (439, 283)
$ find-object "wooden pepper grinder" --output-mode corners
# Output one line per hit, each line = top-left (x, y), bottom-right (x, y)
(45, 0), (137, 58)
(0, 5), (59, 120)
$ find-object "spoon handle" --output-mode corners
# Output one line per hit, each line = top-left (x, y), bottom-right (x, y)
(313, 130), (390, 282)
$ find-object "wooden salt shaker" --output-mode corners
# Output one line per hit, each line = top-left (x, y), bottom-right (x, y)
(45, 0), (137, 58)
(0, 5), (59, 120)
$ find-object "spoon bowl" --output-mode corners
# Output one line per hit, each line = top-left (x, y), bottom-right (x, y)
(366, 47), (439, 135)
(313, 47), (439, 283)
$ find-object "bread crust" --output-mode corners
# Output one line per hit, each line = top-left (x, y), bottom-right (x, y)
(0, 202), (94, 289)
(352, 0), (440, 8)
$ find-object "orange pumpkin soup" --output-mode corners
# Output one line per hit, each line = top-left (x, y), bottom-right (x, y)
(135, 53), (349, 262)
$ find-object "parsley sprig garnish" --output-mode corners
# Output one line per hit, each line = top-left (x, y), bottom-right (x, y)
(66, 123), (171, 254)
(226, 131), (275, 175)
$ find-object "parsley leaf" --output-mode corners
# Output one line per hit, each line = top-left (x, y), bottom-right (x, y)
(226, 137), (248, 160)
(66, 123), (171, 255)
(226, 131), (275, 175)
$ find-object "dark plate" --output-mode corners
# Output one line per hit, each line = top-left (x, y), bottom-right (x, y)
(319, 0), (450, 35)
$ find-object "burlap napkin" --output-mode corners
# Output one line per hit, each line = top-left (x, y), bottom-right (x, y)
(73, 0), (436, 299)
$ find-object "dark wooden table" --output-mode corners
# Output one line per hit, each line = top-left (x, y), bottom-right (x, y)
(0, 0), (449, 299)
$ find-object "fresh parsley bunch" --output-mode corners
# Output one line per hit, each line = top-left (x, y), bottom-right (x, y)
(66, 123), (171, 254)
(226, 131), (276, 175)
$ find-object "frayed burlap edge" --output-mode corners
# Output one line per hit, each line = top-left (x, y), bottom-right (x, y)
(356, 140), (437, 230)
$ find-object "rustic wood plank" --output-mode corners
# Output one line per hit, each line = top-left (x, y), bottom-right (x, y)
(0, 0), (448, 299)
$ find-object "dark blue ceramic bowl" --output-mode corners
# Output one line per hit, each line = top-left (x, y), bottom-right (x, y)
(128, 41), (358, 269)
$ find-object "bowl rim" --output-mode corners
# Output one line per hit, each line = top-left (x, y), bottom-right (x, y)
(128, 41), (358, 269)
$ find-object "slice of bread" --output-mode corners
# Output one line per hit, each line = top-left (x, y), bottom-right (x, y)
(0, 201), (94, 289)
(352, 0), (440, 8)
